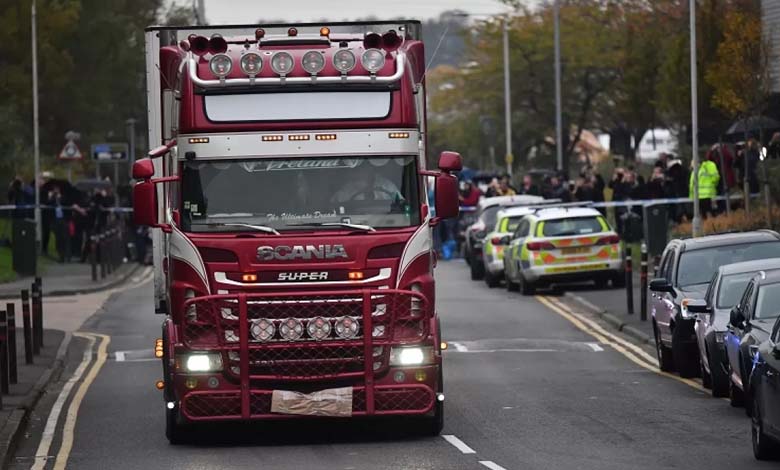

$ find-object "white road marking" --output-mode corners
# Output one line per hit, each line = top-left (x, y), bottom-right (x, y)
(479, 461), (509, 470)
(442, 434), (477, 454)
(30, 334), (96, 470)
(460, 349), (558, 354)
(115, 351), (126, 362)
(450, 342), (469, 352)
(587, 342), (604, 352)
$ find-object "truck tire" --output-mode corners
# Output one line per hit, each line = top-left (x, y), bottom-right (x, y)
(708, 349), (729, 398)
(470, 261), (484, 281)
(518, 275), (536, 296)
(419, 365), (444, 436)
(166, 405), (191, 445)
(671, 324), (699, 378)
(653, 323), (675, 372)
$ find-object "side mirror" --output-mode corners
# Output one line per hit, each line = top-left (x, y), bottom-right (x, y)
(434, 174), (459, 220)
(729, 306), (746, 328)
(491, 235), (511, 246)
(438, 151), (463, 173)
(649, 278), (675, 296)
(686, 299), (711, 315)
(132, 158), (155, 180)
(133, 181), (159, 227)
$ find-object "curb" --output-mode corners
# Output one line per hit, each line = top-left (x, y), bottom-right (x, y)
(563, 292), (652, 344)
(0, 263), (145, 300)
(0, 331), (72, 468)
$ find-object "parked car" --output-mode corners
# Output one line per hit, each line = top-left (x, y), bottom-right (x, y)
(482, 206), (536, 288)
(503, 207), (623, 295)
(463, 195), (546, 280)
(649, 231), (780, 378)
(725, 269), (780, 411)
(749, 316), (780, 460)
(688, 258), (780, 397)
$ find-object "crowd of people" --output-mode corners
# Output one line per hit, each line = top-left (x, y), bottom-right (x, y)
(6, 173), (119, 263)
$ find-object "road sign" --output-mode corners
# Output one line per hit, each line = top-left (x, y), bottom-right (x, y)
(91, 143), (129, 161)
(58, 140), (82, 160)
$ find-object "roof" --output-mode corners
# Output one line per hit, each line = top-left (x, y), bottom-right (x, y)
(497, 207), (535, 219)
(719, 258), (780, 276)
(677, 231), (780, 251)
(534, 207), (603, 221)
(477, 195), (547, 210)
(754, 268), (780, 285)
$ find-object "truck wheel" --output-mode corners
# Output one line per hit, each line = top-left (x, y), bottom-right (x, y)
(166, 405), (191, 445)
(519, 275), (536, 296)
(671, 326), (699, 378)
(484, 271), (500, 288)
(709, 350), (729, 398)
(752, 395), (777, 460)
(653, 324), (675, 372)
(470, 261), (484, 281)
(419, 365), (444, 436)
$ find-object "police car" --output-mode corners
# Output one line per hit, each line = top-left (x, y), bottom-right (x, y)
(482, 206), (537, 287)
(502, 207), (623, 295)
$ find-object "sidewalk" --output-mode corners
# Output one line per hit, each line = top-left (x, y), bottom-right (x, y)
(563, 271), (654, 344)
(0, 261), (142, 300)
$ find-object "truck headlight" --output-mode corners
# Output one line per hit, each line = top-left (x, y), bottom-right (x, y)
(390, 346), (435, 366)
(182, 353), (223, 372)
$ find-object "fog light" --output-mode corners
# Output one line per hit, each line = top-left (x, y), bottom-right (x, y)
(251, 318), (276, 342)
(393, 371), (406, 383)
(207, 377), (220, 388)
(335, 316), (359, 339)
(184, 377), (198, 389)
(306, 316), (332, 341)
(279, 318), (304, 341)
(415, 370), (427, 382)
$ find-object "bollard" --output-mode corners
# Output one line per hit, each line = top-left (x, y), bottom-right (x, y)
(31, 283), (41, 355)
(0, 310), (9, 395)
(90, 235), (98, 281)
(640, 243), (648, 322)
(6, 304), (17, 384)
(21, 291), (32, 365)
(33, 278), (44, 349)
(624, 245), (634, 315)
(99, 234), (106, 279)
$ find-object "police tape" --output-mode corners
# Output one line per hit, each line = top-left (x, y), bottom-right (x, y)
(0, 205), (134, 213)
(459, 193), (759, 211)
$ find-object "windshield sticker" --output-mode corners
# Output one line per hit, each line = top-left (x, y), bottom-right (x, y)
(265, 210), (338, 221)
(240, 159), (360, 172)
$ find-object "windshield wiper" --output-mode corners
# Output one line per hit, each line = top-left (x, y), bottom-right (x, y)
(209, 223), (280, 235)
(286, 221), (376, 232)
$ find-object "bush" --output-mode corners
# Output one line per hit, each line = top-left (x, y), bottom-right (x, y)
(672, 206), (780, 237)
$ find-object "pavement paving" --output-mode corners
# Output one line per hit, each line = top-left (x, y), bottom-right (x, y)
(0, 261), (143, 300)
(7, 261), (771, 469)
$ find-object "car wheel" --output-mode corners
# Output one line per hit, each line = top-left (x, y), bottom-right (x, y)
(700, 358), (712, 389)
(484, 271), (500, 288)
(752, 395), (777, 460)
(519, 274), (536, 296)
(505, 275), (519, 292)
(612, 272), (626, 288)
(671, 326), (699, 378)
(729, 378), (745, 407)
(709, 349), (730, 398)
(470, 261), (484, 281)
(654, 323), (675, 372)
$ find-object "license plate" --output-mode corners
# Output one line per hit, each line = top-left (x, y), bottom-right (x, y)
(562, 247), (589, 255)
(270, 387), (353, 417)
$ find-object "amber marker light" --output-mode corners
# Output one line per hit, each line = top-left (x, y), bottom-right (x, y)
(320, 27), (331, 37)
(188, 137), (209, 144)
(388, 132), (410, 139)
(155, 380), (165, 390)
(242, 273), (258, 282)
(348, 271), (365, 280)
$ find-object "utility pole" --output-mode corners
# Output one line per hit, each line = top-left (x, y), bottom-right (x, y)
(31, 0), (42, 257)
(502, 19), (513, 177)
(554, 0), (564, 173)
(127, 118), (137, 179)
(196, 0), (206, 26)
(690, 0), (702, 237)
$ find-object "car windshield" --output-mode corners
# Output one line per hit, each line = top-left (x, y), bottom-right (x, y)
(542, 217), (604, 237)
(180, 156), (420, 232)
(482, 206), (502, 229)
(756, 282), (780, 319)
(499, 216), (525, 233)
(716, 272), (755, 309)
(677, 242), (780, 288)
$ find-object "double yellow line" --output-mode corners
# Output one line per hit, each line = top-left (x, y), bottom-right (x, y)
(535, 295), (707, 393)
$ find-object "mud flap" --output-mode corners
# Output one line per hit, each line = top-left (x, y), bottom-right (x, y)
(271, 387), (353, 417)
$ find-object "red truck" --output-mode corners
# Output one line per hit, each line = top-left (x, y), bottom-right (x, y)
(133, 21), (461, 443)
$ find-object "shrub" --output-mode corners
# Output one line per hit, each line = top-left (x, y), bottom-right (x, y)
(672, 206), (780, 237)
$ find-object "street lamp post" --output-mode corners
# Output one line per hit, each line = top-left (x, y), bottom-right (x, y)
(554, 0), (564, 173)
(31, 0), (42, 258)
(690, 0), (702, 237)
(503, 19), (513, 177)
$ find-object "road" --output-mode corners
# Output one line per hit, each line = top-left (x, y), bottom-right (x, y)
(8, 261), (769, 470)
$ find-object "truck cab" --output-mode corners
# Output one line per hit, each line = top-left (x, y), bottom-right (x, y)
(133, 21), (460, 442)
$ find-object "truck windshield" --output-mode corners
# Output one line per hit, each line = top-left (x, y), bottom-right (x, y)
(180, 156), (420, 233)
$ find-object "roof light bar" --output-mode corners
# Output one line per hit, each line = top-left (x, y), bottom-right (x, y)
(388, 132), (410, 139)
(315, 134), (337, 141)
(188, 137), (210, 144)
(240, 52), (263, 76)
(262, 135), (284, 142)
(361, 49), (385, 73)
(209, 54), (233, 78)
(333, 49), (356, 73)
(270, 51), (295, 76)
(288, 134), (310, 141)
(301, 51), (325, 75)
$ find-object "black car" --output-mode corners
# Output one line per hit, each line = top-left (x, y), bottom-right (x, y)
(649, 231), (780, 378)
(726, 269), (780, 411)
(748, 315), (780, 460)
(688, 259), (780, 398)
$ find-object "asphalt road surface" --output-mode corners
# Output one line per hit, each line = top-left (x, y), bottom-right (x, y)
(9, 261), (772, 470)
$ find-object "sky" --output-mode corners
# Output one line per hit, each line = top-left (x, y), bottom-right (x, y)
(201, 0), (515, 24)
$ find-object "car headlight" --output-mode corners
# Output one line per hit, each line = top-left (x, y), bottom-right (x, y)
(389, 346), (435, 366)
(181, 353), (223, 372)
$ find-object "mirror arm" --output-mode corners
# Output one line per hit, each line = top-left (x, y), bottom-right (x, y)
(150, 175), (180, 184)
(428, 216), (442, 227)
(420, 169), (443, 178)
(148, 139), (177, 159)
